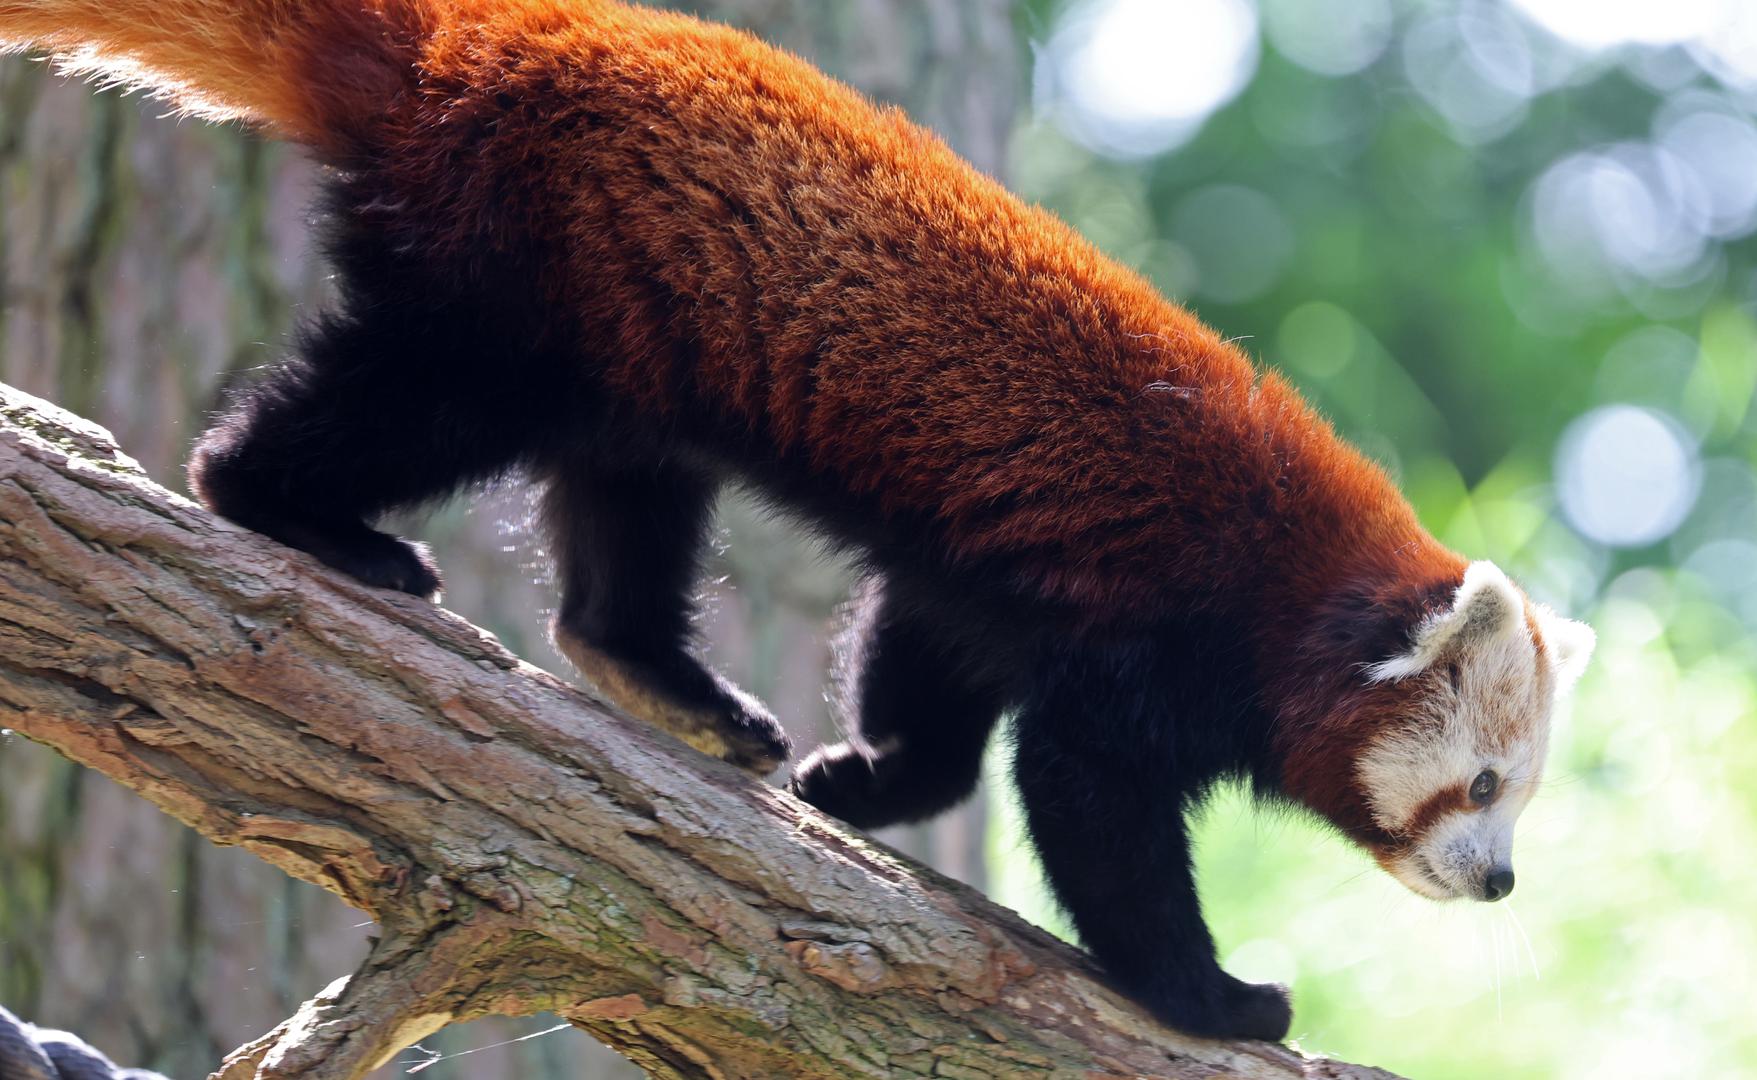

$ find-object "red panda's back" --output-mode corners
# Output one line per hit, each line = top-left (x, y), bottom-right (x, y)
(406, 2), (1440, 615)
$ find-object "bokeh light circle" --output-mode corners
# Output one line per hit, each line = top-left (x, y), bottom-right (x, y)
(1259, 0), (1393, 77)
(1040, 0), (1259, 159)
(1655, 106), (1757, 239)
(1528, 145), (1714, 286)
(1509, 0), (1725, 49)
(1555, 405), (1702, 546)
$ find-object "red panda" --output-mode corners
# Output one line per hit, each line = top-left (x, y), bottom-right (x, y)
(0, 0), (1595, 1043)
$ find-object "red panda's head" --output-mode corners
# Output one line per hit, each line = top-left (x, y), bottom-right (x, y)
(1280, 561), (1595, 902)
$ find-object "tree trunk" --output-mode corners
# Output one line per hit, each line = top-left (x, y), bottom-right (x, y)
(0, 382), (1401, 1080)
(0, 3), (1018, 1076)
(0, 57), (365, 1080)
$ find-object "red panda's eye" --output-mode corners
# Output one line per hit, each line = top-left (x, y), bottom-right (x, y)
(1469, 770), (1499, 804)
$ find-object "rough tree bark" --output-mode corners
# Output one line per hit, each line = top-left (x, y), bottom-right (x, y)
(0, 384), (1401, 1080)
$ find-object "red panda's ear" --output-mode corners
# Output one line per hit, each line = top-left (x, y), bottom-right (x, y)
(1366, 561), (1524, 682)
(1537, 608), (1595, 692)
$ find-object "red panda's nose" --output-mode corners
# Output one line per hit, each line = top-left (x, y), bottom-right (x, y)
(1483, 868), (1515, 902)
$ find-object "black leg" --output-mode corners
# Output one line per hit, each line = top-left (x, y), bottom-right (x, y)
(789, 577), (1006, 828)
(188, 311), (534, 599)
(544, 457), (791, 775)
(1010, 641), (1292, 1043)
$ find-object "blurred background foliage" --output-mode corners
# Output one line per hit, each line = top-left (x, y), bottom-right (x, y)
(2, 0), (1754, 1078)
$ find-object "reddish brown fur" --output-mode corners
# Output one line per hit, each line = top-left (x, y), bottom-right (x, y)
(380, 2), (1470, 598)
(5, 0), (1517, 1039)
(3, 0), (1470, 826)
(1401, 783), (1472, 841)
(0, 0), (424, 151)
(1271, 570), (1466, 840)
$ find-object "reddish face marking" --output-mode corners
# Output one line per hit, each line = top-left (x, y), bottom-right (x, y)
(1397, 782), (1471, 843)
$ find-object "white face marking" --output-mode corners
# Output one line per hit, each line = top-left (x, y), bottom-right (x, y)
(1359, 562), (1594, 901)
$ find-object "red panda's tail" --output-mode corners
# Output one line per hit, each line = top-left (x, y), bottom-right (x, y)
(0, 0), (429, 152)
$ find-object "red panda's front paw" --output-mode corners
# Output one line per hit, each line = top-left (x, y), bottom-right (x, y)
(1142, 972), (1292, 1043)
(319, 532), (443, 599)
(267, 523), (443, 599)
(1219, 977), (1293, 1042)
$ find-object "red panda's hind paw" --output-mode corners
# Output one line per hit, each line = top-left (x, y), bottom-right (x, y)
(226, 514), (443, 601)
(317, 531), (442, 600)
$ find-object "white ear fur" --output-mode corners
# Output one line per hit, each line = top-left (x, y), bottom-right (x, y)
(1367, 561), (1526, 682)
(1538, 608), (1596, 692)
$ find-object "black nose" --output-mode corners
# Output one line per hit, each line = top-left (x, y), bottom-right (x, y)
(1483, 868), (1515, 902)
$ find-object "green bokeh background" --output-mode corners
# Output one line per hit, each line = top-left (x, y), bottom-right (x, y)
(991, 2), (1757, 1077)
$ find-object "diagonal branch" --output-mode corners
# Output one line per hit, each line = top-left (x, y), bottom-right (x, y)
(0, 381), (1402, 1080)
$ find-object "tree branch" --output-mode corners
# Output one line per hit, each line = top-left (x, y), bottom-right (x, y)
(0, 381), (1402, 1080)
